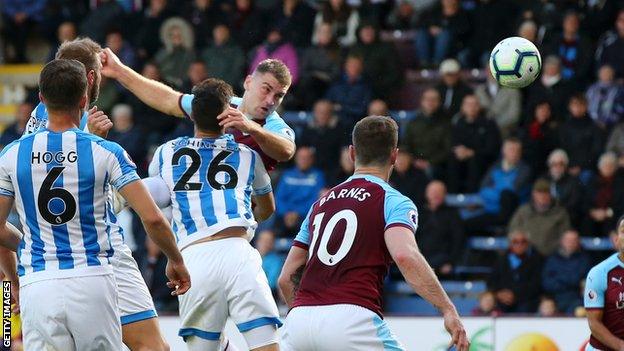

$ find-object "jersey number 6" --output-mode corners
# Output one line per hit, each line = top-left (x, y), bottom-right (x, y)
(38, 166), (77, 225)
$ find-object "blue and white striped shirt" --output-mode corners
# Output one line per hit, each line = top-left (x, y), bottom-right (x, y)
(0, 128), (139, 285)
(149, 134), (272, 250)
(26, 102), (89, 135)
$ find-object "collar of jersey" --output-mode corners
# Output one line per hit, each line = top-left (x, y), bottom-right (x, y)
(611, 253), (624, 268)
(41, 127), (82, 134)
(348, 173), (386, 185)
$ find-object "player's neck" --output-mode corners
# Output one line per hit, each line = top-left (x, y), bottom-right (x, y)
(195, 128), (221, 139)
(619, 252), (624, 264)
(353, 166), (391, 182)
(47, 111), (81, 132)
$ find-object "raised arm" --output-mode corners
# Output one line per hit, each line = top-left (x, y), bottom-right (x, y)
(385, 226), (469, 351)
(100, 48), (185, 117)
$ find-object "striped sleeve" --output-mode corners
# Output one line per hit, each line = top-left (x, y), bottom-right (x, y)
(102, 141), (140, 190)
(252, 151), (272, 195)
(0, 143), (18, 197)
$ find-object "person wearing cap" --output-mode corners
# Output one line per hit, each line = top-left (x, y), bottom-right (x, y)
(435, 58), (473, 117)
(508, 178), (572, 256)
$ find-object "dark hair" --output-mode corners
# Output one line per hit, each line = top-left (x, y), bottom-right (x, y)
(504, 136), (522, 145)
(39, 59), (87, 112)
(352, 115), (398, 166)
(569, 93), (587, 105)
(191, 78), (233, 132)
(55, 37), (102, 73)
(253, 59), (292, 87)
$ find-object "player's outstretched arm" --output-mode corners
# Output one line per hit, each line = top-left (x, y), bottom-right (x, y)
(278, 246), (307, 307)
(385, 226), (470, 351)
(253, 193), (275, 222)
(218, 107), (296, 162)
(587, 309), (624, 350)
(119, 180), (190, 296)
(100, 48), (185, 118)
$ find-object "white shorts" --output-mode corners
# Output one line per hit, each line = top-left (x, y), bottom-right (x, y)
(113, 245), (158, 325)
(21, 273), (122, 351)
(178, 238), (281, 348)
(282, 304), (405, 351)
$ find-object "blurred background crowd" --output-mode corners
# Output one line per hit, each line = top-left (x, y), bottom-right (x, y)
(3, 0), (624, 318)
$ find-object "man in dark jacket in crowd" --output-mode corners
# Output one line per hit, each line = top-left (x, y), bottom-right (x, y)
(544, 149), (584, 227)
(389, 150), (430, 208)
(448, 94), (501, 193)
(435, 58), (473, 117)
(541, 230), (591, 314)
(558, 93), (605, 182)
(416, 181), (464, 277)
(402, 88), (451, 180)
(488, 230), (543, 313)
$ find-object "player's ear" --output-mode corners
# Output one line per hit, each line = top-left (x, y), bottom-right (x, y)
(38, 92), (46, 105)
(87, 70), (95, 86)
(243, 75), (252, 90)
(390, 148), (398, 166)
(349, 145), (356, 164)
(79, 94), (88, 110)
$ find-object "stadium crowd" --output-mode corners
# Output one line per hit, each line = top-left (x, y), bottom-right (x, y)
(3, 0), (624, 317)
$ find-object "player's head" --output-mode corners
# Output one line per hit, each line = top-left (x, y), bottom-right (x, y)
(191, 78), (233, 133)
(55, 37), (103, 104)
(243, 59), (291, 119)
(615, 215), (624, 253)
(38, 59), (88, 117)
(350, 116), (399, 171)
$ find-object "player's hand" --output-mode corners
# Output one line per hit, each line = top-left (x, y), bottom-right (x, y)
(99, 48), (124, 79)
(87, 106), (113, 138)
(443, 311), (469, 351)
(217, 107), (259, 134)
(165, 260), (191, 296)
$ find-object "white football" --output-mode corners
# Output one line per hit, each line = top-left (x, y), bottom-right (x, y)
(489, 36), (542, 89)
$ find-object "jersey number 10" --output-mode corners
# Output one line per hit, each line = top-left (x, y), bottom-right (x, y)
(309, 210), (358, 266)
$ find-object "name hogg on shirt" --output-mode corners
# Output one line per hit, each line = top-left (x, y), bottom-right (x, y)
(31, 151), (77, 164)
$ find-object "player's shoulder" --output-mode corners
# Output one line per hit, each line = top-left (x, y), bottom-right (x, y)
(75, 130), (127, 155)
(589, 253), (622, 278)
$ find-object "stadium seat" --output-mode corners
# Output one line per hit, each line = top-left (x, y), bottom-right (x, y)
(384, 296), (439, 316)
(282, 110), (313, 125)
(453, 265), (493, 275)
(468, 237), (509, 251)
(274, 238), (292, 253)
(580, 237), (613, 251)
(451, 297), (479, 315)
(441, 281), (486, 295)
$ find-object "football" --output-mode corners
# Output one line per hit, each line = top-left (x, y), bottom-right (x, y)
(489, 36), (542, 89)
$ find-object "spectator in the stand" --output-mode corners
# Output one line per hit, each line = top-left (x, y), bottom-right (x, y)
(155, 17), (197, 89)
(582, 152), (624, 237)
(475, 66), (521, 138)
(596, 10), (624, 79)
(183, 0), (225, 50)
(488, 230), (543, 313)
(537, 296), (558, 317)
(271, 0), (316, 48)
(226, 0), (267, 52)
(127, 62), (177, 143)
(435, 58), (473, 118)
(544, 149), (583, 228)
(313, 0), (359, 47)
(471, 291), (502, 317)
(367, 99), (389, 116)
(543, 11), (593, 86)
(519, 101), (560, 178)
(389, 150), (429, 208)
(201, 24), (245, 89)
(584, 0), (621, 42)
(325, 55), (372, 127)
(139, 237), (178, 312)
(386, 0), (417, 30)
(180, 61), (209, 93)
(47, 21), (78, 62)
(298, 23), (341, 108)
(586, 64), (624, 129)
(606, 120), (624, 168)
(1, 0), (47, 62)
(256, 230), (284, 296)
(415, 181), (464, 276)
(465, 137), (531, 235)
(349, 22), (402, 101)
(299, 100), (349, 175)
(508, 178), (572, 256)
(414, 0), (472, 68)
(402, 88), (451, 180)
(448, 94), (501, 193)
(464, 0), (520, 68)
(518, 20), (539, 45)
(542, 230), (591, 314)
(275, 147), (325, 237)
(0, 102), (32, 149)
(135, 0), (176, 61)
(526, 56), (575, 120)
(249, 26), (299, 84)
(79, 0), (124, 44)
(105, 29), (138, 70)
(328, 147), (354, 187)
(107, 104), (148, 176)
(559, 94), (605, 181)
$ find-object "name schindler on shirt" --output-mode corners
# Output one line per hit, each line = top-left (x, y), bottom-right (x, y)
(2, 281), (10, 348)
(31, 151), (78, 164)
